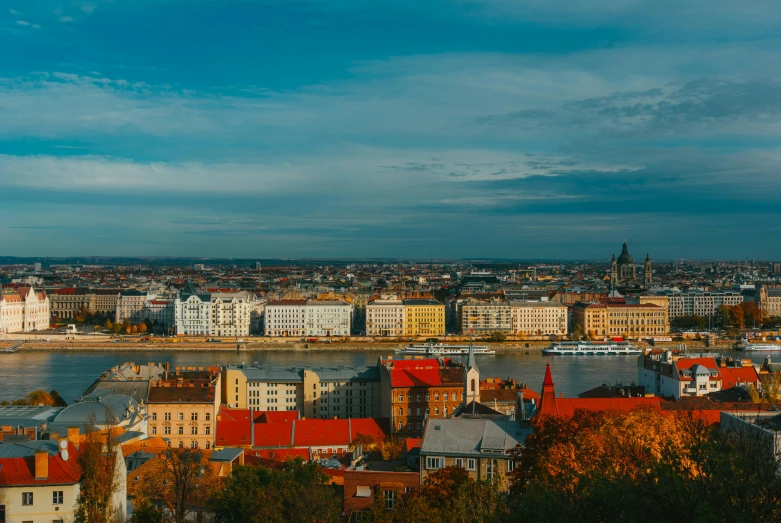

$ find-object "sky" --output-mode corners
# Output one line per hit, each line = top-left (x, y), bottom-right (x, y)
(2, 0), (781, 260)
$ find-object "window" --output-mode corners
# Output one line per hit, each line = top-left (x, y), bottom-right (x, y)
(164, 413), (171, 421)
(426, 457), (444, 470)
(455, 458), (464, 468)
(205, 413), (211, 421)
(191, 413), (198, 421)
(191, 426), (198, 435)
(22, 492), (33, 505)
(151, 426), (157, 435)
(179, 441), (184, 448)
(205, 425), (211, 435)
(205, 441), (211, 449)
(508, 460), (515, 472)
(53, 491), (63, 504)
(152, 412), (157, 421)
(178, 426), (184, 434)
(384, 490), (396, 510)
(164, 426), (171, 435)
(178, 413), (184, 421)
(407, 422), (412, 431)
(467, 458), (476, 470)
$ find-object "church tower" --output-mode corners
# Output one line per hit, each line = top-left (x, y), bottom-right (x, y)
(610, 253), (618, 287)
(463, 340), (480, 406)
(644, 254), (652, 287)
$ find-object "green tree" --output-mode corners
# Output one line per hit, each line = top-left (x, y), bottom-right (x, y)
(488, 331), (507, 343)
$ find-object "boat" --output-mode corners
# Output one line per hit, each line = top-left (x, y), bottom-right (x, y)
(394, 343), (495, 355)
(735, 338), (781, 352)
(542, 341), (642, 356)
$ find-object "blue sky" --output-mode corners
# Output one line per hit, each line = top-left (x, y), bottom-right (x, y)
(2, 0), (781, 260)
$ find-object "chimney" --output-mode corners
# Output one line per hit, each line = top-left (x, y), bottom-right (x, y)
(67, 427), (80, 449)
(34, 450), (49, 479)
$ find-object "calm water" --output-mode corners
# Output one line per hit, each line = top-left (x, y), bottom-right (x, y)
(0, 349), (774, 404)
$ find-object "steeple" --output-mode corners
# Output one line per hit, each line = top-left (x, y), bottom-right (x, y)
(463, 337), (480, 406)
(539, 362), (559, 416)
(466, 338), (478, 373)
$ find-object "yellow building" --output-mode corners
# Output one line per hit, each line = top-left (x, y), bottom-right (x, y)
(147, 366), (221, 450)
(403, 298), (445, 337)
(572, 302), (668, 338)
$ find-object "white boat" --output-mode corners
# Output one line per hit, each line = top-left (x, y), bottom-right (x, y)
(394, 343), (495, 355)
(736, 338), (781, 352)
(542, 341), (641, 356)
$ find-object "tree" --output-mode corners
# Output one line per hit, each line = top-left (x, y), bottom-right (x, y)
(209, 460), (340, 523)
(74, 409), (122, 523)
(378, 437), (405, 460)
(134, 448), (219, 523)
(128, 498), (165, 523)
(488, 331), (507, 343)
(131, 325), (138, 334)
(0, 389), (67, 407)
(139, 323), (148, 333)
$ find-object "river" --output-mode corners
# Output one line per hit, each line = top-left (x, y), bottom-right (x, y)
(0, 349), (775, 404)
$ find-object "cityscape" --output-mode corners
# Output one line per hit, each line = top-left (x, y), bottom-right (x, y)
(4, 0), (781, 521)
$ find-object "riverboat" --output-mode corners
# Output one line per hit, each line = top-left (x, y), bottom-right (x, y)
(735, 338), (781, 352)
(394, 343), (495, 355)
(542, 341), (642, 356)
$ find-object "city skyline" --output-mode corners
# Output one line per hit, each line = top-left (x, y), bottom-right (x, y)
(2, 1), (781, 258)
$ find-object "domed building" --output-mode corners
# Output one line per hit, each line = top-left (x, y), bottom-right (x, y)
(610, 242), (652, 288)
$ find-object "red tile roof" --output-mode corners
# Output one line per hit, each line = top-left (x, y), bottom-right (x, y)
(0, 442), (81, 487)
(404, 438), (423, 452)
(719, 366), (760, 388)
(673, 358), (721, 382)
(215, 406), (253, 447)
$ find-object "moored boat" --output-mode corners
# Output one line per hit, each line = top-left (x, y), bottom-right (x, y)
(542, 341), (641, 356)
(394, 343), (495, 355)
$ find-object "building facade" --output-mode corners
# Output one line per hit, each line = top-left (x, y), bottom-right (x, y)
(116, 290), (152, 323)
(365, 298), (405, 337)
(305, 300), (353, 336)
(572, 302), (668, 338)
(609, 242), (652, 287)
(403, 299), (445, 337)
(757, 286), (781, 317)
(665, 290), (743, 318)
(459, 301), (512, 335)
(509, 301), (568, 336)
(223, 365), (381, 419)
(48, 288), (95, 319)
(147, 366), (221, 450)
(0, 287), (50, 334)
(173, 282), (211, 336)
(211, 291), (255, 337)
(263, 300), (307, 337)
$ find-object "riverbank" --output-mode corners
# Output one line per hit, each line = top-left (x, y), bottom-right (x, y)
(9, 339), (750, 353)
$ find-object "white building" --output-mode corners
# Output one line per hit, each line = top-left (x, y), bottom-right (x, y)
(0, 287), (50, 334)
(263, 300), (308, 337)
(174, 282), (212, 336)
(366, 298), (405, 337)
(509, 301), (568, 336)
(305, 300), (352, 336)
(116, 290), (153, 323)
(211, 291), (254, 337)
(665, 290), (743, 318)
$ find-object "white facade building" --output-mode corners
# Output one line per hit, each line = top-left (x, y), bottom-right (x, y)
(141, 299), (175, 332)
(264, 300), (307, 337)
(510, 301), (568, 336)
(115, 290), (153, 323)
(665, 290), (743, 318)
(366, 298), (406, 337)
(174, 282), (212, 336)
(211, 291), (254, 337)
(0, 287), (50, 334)
(305, 300), (353, 336)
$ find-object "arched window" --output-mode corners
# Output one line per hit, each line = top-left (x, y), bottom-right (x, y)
(470, 379), (476, 393)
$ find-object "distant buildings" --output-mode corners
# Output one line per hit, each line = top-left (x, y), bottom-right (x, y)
(263, 299), (353, 337)
(0, 287), (50, 333)
(403, 298), (445, 337)
(460, 301), (512, 335)
(509, 301), (568, 337)
(610, 242), (652, 288)
(571, 302), (669, 338)
(365, 298), (406, 337)
(663, 290), (743, 318)
(757, 285), (781, 317)
(172, 282), (258, 336)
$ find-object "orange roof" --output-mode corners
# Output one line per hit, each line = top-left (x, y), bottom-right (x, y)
(0, 442), (81, 487)
(720, 366), (760, 388)
(673, 358), (720, 382)
(404, 438), (423, 452)
(121, 436), (170, 457)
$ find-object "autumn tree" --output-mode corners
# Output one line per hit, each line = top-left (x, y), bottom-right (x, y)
(0, 389), (67, 406)
(139, 323), (147, 333)
(209, 459), (340, 523)
(133, 448), (219, 523)
(74, 409), (122, 523)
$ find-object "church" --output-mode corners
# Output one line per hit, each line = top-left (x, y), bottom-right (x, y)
(610, 242), (652, 288)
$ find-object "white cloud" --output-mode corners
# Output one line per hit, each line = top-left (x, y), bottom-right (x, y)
(59, 16), (75, 22)
(15, 20), (30, 26)
(9, 9), (22, 15)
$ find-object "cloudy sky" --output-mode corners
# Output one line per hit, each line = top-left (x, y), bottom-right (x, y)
(2, 0), (780, 260)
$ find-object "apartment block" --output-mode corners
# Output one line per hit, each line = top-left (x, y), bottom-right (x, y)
(366, 298), (406, 337)
(459, 301), (512, 335)
(509, 301), (568, 336)
(403, 299), (445, 337)
(572, 302), (668, 338)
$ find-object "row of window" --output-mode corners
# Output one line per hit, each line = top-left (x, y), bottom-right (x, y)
(396, 391), (462, 402)
(152, 412), (211, 421)
(151, 425), (211, 435)
(21, 491), (63, 506)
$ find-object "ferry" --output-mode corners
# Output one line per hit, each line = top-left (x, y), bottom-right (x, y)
(542, 341), (642, 356)
(394, 343), (495, 355)
(735, 338), (781, 352)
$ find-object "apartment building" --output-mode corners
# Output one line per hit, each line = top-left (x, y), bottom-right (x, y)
(459, 301), (512, 335)
(663, 290), (743, 318)
(572, 302), (668, 338)
(403, 299), (445, 337)
(211, 291), (255, 337)
(174, 282), (211, 336)
(223, 364), (381, 419)
(305, 300), (353, 336)
(116, 290), (152, 323)
(147, 366), (221, 450)
(48, 287), (95, 319)
(263, 300), (307, 337)
(509, 301), (568, 336)
(0, 287), (50, 333)
(366, 298), (406, 337)
(757, 286), (781, 317)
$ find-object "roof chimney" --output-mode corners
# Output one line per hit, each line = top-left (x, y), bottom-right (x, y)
(34, 449), (49, 479)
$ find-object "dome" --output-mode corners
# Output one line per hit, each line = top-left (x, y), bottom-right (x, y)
(616, 242), (633, 265)
(53, 391), (139, 426)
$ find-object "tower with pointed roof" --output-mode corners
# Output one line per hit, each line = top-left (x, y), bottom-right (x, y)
(644, 253), (652, 287)
(463, 339), (480, 406)
(539, 362), (558, 416)
(610, 253), (618, 287)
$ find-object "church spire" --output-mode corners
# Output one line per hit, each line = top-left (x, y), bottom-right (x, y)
(539, 362), (559, 416)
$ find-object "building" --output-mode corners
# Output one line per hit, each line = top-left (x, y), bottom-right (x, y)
(403, 299), (445, 337)
(94, 289), (121, 317)
(419, 418), (528, 490)
(366, 298), (406, 337)
(116, 290), (152, 324)
(509, 301), (568, 337)
(0, 439), (83, 523)
(141, 299), (175, 333)
(263, 300), (307, 337)
(610, 242), (652, 287)
(0, 287), (50, 334)
(571, 302), (668, 338)
(83, 361), (170, 405)
(480, 378), (540, 419)
(757, 285), (781, 317)
(638, 351), (759, 400)
(146, 366), (221, 450)
(380, 358), (466, 437)
(173, 282), (211, 336)
(343, 470), (419, 522)
(222, 364), (381, 419)
(665, 290), (743, 319)
(305, 300), (352, 336)
(459, 301), (512, 335)
(211, 291), (255, 337)
(48, 288), (95, 319)
(720, 411), (781, 456)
